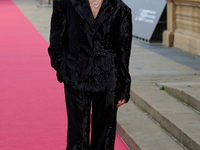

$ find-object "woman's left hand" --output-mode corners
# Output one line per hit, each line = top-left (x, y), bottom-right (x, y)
(116, 99), (127, 108)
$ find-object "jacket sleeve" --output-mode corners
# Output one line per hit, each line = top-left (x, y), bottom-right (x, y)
(119, 8), (132, 102)
(48, 0), (66, 83)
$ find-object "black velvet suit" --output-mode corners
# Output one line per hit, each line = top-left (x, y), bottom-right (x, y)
(48, 0), (132, 149)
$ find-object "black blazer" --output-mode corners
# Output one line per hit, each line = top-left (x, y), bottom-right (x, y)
(48, 0), (132, 102)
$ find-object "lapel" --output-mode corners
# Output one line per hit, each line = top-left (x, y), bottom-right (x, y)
(69, 0), (119, 34)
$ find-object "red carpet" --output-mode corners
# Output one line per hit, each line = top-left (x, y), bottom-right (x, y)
(0, 0), (129, 149)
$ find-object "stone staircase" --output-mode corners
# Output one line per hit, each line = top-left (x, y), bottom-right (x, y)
(117, 77), (200, 150)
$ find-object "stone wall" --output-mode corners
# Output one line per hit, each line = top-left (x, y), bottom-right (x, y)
(163, 0), (200, 56)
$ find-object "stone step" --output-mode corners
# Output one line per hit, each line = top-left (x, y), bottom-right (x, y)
(130, 83), (200, 150)
(117, 100), (186, 150)
(157, 82), (200, 113)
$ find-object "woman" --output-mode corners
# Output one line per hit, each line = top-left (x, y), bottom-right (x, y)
(48, 0), (132, 149)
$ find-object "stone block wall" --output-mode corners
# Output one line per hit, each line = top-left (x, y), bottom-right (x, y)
(163, 0), (200, 56)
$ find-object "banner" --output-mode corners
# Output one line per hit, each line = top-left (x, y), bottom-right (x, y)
(122, 0), (166, 40)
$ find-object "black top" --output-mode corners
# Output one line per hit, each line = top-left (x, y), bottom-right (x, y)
(48, 0), (132, 102)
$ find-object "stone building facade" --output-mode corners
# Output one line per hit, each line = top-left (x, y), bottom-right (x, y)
(163, 0), (200, 56)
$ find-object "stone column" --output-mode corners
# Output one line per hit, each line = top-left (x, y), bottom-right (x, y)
(173, 0), (200, 55)
(163, 0), (200, 56)
(38, 0), (52, 7)
(39, 0), (43, 5)
(163, 0), (176, 47)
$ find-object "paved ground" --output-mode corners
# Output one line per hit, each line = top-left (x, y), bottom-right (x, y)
(13, 0), (200, 149)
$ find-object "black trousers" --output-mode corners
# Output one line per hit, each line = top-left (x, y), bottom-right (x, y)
(64, 83), (118, 150)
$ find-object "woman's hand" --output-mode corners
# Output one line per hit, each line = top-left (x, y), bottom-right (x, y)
(116, 99), (127, 108)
